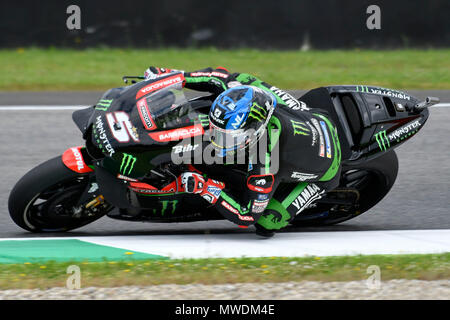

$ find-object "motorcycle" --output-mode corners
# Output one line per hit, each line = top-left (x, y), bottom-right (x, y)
(8, 73), (439, 232)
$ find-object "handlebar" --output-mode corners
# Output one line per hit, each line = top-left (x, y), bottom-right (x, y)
(122, 76), (145, 84)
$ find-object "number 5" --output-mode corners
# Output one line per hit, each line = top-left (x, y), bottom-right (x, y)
(106, 112), (140, 143)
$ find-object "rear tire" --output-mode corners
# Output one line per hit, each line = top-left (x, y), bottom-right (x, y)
(291, 150), (399, 226)
(8, 156), (107, 232)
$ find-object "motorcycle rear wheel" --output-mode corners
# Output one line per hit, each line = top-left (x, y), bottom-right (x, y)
(290, 150), (399, 227)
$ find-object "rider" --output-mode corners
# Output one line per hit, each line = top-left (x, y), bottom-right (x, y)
(144, 66), (342, 237)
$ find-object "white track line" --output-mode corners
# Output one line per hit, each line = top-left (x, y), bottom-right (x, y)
(0, 103), (449, 110)
(1, 229), (449, 258)
(0, 106), (90, 110)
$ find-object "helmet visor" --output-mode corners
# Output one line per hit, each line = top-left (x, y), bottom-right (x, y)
(209, 121), (251, 151)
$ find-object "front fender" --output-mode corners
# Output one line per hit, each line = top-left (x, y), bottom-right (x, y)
(62, 146), (94, 174)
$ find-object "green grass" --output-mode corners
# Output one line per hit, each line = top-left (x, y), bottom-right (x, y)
(0, 48), (449, 91)
(1, 253), (449, 290)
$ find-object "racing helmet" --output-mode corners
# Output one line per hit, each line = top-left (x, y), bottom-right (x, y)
(208, 85), (276, 157)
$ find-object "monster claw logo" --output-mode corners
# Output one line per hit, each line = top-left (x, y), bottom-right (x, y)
(160, 200), (178, 216)
(248, 102), (268, 121)
(291, 120), (310, 136)
(198, 114), (209, 127)
(374, 130), (390, 151)
(120, 153), (137, 175)
(96, 99), (113, 111)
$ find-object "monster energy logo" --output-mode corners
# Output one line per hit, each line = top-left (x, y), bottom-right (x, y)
(291, 120), (310, 136)
(160, 200), (178, 216)
(96, 99), (114, 111)
(356, 85), (369, 93)
(198, 114), (209, 127)
(374, 130), (390, 151)
(120, 153), (137, 175)
(248, 102), (267, 121)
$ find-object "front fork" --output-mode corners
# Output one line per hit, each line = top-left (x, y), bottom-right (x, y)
(62, 146), (109, 216)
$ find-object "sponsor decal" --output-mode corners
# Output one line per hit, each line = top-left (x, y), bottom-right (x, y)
(257, 194), (269, 200)
(247, 174), (274, 193)
(197, 114), (209, 127)
(251, 199), (269, 213)
(62, 146), (94, 173)
(71, 147), (85, 171)
(149, 124), (204, 142)
(95, 116), (115, 157)
(248, 102), (268, 122)
(306, 121), (318, 146)
(291, 120), (310, 136)
(172, 143), (199, 154)
(374, 130), (390, 151)
(129, 181), (176, 195)
(320, 121), (332, 158)
(221, 200), (239, 214)
(132, 188), (175, 194)
(117, 174), (139, 182)
(311, 118), (325, 157)
(120, 153), (137, 175)
(270, 86), (310, 111)
(210, 108), (225, 125)
(136, 74), (185, 99)
(207, 185), (222, 198)
(388, 120), (421, 142)
(255, 179), (266, 185)
(220, 201), (254, 221)
(291, 172), (319, 181)
(137, 98), (157, 130)
(95, 99), (113, 111)
(160, 200), (178, 215)
(231, 113), (245, 129)
(356, 86), (411, 100)
(290, 184), (324, 214)
(106, 112), (140, 143)
(190, 71), (229, 79)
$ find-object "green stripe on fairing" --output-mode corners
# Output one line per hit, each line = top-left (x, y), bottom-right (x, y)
(0, 239), (166, 264)
(281, 182), (308, 208)
(220, 192), (250, 215)
(186, 76), (227, 90)
(265, 116), (282, 174)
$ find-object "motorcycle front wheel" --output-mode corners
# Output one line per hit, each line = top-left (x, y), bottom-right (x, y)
(8, 156), (110, 232)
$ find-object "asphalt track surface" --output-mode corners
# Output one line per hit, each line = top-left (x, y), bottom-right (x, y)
(0, 90), (449, 238)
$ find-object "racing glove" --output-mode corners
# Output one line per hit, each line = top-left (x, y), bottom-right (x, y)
(144, 66), (183, 80)
(180, 172), (225, 204)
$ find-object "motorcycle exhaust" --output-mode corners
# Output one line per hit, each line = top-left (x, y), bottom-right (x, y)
(413, 96), (440, 112)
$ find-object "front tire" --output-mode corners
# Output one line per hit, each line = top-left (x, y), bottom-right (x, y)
(8, 156), (108, 232)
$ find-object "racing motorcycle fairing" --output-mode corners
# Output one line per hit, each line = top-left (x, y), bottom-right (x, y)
(299, 85), (430, 164)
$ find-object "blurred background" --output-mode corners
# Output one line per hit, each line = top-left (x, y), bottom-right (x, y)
(1, 0), (449, 49)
